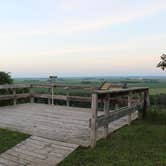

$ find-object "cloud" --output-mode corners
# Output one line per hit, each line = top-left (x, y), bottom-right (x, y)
(0, 0), (166, 38)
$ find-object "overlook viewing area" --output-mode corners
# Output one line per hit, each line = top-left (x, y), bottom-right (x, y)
(0, 83), (150, 165)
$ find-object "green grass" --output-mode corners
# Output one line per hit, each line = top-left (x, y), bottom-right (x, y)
(0, 128), (30, 154)
(59, 119), (166, 166)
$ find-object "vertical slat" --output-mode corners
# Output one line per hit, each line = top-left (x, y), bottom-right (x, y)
(48, 88), (51, 105)
(103, 93), (110, 138)
(66, 89), (70, 106)
(12, 89), (16, 105)
(128, 92), (132, 125)
(115, 97), (119, 110)
(30, 86), (34, 103)
(51, 85), (54, 105)
(90, 93), (98, 148)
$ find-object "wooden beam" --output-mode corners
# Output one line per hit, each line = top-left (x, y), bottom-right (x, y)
(90, 93), (98, 148)
(128, 92), (132, 125)
(143, 90), (150, 119)
(12, 89), (16, 105)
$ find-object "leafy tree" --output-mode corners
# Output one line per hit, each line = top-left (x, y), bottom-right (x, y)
(157, 54), (166, 71)
(0, 72), (13, 84)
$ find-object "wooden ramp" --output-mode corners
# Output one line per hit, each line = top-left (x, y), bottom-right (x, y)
(0, 136), (78, 166)
(0, 103), (138, 166)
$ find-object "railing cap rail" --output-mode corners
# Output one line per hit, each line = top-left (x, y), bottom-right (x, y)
(93, 87), (149, 94)
(0, 84), (31, 89)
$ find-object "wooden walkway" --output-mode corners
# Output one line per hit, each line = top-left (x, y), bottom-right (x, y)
(0, 103), (138, 165)
(0, 136), (78, 166)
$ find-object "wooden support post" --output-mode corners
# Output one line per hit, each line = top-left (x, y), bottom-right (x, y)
(115, 97), (119, 110)
(103, 94), (110, 138)
(48, 88), (51, 105)
(51, 86), (54, 105)
(90, 93), (98, 148)
(30, 86), (34, 103)
(66, 89), (70, 106)
(128, 92), (132, 125)
(12, 89), (16, 105)
(143, 90), (150, 119)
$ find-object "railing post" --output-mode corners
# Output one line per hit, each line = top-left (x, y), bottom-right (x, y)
(143, 90), (150, 119)
(90, 93), (98, 148)
(30, 86), (34, 103)
(128, 92), (132, 125)
(12, 89), (17, 105)
(66, 88), (70, 106)
(48, 88), (51, 105)
(51, 85), (54, 105)
(103, 93), (110, 138)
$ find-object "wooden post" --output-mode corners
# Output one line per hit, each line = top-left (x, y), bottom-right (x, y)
(143, 90), (150, 119)
(51, 85), (54, 105)
(13, 89), (16, 105)
(128, 92), (132, 125)
(115, 97), (119, 110)
(66, 88), (70, 106)
(90, 93), (98, 148)
(48, 88), (51, 105)
(30, 86), (34, 103)
(103, 94), (110, 138)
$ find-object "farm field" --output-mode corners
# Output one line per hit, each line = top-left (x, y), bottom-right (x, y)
(14, 76), (166, 95)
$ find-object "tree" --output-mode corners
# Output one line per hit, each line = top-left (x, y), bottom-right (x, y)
(157, 54), (166, 71)
(0, 72), (13, 84)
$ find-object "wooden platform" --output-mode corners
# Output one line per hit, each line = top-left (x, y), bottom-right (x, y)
(0, 136), (78, 166)
(0, 103), (137, 147)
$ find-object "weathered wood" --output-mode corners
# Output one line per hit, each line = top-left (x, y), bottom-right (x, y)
(51, 86), (54, 105)
(12, 89), (17, 105)
(90, 93), (98, 148)
(30, 86), (34, 103)
(0, 93), (30, 100)
(128, 92), (132, 125)
(0, 84), (30, 90)
(0, 136), (78, 166)
(96, 105), (138, 128)
(103, 94), (110, 138)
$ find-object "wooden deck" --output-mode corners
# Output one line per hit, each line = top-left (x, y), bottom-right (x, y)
(0, 136), (78, 166)
(0, 103), (138, 147)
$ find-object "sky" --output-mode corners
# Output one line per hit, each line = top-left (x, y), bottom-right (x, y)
(0, 0), (166, 77)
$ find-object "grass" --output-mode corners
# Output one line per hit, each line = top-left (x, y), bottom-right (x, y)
(58, 108), (166, 166)
(0, 128), (30, 154)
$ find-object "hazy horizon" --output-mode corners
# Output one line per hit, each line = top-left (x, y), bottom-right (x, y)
(1, 0), (166, 77)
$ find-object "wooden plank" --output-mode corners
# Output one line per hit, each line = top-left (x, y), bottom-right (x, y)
(0, 84), (30, 90)
(90, 93), (98, 148)
(0, 93), (30, 100)
(96, 105), (138, 128)
(0, 136), (78, 166)
(128, 92), (132, 125)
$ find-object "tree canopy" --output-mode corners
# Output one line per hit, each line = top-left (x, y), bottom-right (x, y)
(157, 54), (166, 71)
(0, 72), (13, 85)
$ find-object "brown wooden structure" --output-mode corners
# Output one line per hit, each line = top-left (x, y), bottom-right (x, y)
(0, 84), (149, 148)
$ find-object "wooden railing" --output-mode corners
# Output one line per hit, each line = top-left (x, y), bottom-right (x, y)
(89, 87), (150, 148)
(0, 84), (150, 148)
(0, 84), (96, 106)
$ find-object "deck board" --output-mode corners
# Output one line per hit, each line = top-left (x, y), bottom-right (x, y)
(0, 103), (138, 147)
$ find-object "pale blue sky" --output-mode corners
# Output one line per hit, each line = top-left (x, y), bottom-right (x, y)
(0, 0), (166, 77)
